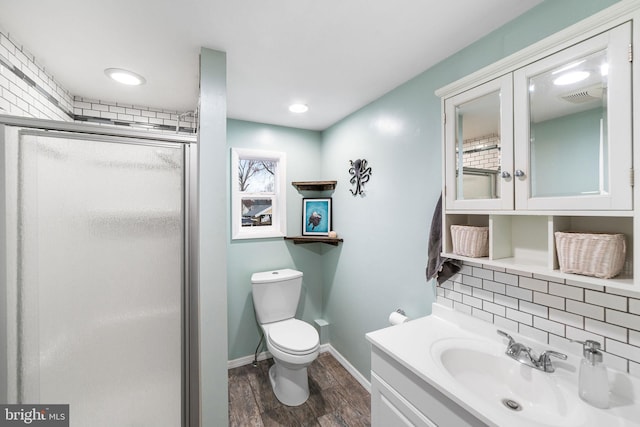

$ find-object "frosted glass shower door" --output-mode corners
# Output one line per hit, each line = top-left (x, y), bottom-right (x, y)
(3, 129), (185, 426)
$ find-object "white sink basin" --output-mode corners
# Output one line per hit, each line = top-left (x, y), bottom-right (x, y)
(367, 304), (640, 427)
(431, 337), (585, 427)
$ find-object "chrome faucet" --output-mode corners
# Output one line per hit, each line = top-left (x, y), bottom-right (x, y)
(497, 330), (567, 373)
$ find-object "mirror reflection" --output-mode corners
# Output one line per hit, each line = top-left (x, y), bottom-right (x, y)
(528, 49), (608, 198)
(455, 90), (501, 200)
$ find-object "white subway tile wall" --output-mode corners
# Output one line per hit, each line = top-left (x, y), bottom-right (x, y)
(0, 30), (196, 133)
(437, 261), (640, 377)
(73, 97), (197, 133)
(0, 32), (73, 121)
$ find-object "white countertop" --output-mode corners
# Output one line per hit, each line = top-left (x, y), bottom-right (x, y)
(366, 303), (640, 427)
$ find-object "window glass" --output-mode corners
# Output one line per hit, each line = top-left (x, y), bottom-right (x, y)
(231, 149), (286, 239)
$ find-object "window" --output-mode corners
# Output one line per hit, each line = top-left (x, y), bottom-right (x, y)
(231, 148), (286, 239)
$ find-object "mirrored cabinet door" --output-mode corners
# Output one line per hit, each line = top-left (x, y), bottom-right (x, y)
(514, 22), (632, 211)
(444, 74), (513, 210)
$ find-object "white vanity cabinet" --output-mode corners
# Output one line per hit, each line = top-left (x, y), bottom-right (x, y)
(370, 347), (486, 427)
(437, 4), (639, 292)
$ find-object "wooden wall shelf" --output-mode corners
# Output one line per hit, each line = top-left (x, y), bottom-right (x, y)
(284, 236), (343, 246)
(291, 181), (337, 191)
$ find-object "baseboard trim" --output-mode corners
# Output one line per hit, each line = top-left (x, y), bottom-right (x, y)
(227, 349), (271, 370)
(227, 343), (371, 393)
(325, 345), (371, 393)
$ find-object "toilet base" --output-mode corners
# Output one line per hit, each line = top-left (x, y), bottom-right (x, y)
(268, 360), (310, 406)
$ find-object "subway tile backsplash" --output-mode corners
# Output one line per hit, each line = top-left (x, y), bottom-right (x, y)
(436, 261), (640, 378)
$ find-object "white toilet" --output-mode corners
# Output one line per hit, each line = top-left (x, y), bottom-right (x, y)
(251, 268), (320, 406)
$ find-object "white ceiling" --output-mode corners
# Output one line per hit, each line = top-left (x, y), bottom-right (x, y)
(0, 0), (542, 131)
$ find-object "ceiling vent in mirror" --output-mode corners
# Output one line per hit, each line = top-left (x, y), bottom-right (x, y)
(560, 84), (604, 104)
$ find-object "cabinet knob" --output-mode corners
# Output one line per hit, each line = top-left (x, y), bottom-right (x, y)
(514, 169), (526, 178)
(501, 171), (511, 179)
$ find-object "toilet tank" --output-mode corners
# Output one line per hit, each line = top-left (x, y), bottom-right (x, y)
(251, 269), (303, 324)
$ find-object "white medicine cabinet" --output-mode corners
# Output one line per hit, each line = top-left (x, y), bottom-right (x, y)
(444, 22), (632, 212)
(437, 3), (640, 292)
(514, 22), (632, 211)
(444, 74), (513, 211)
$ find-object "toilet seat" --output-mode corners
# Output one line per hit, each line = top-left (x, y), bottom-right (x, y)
(268, 319), (319, 355)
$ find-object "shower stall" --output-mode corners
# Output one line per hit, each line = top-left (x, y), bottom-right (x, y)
(0, 116), (197, 426)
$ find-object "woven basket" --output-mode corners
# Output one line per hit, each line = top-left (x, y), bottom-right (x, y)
(451, 225), (489, 258)
(554, 232), (626, 279)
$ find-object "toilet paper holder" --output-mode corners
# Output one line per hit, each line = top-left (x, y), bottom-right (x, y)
(389, 308), (409, 325)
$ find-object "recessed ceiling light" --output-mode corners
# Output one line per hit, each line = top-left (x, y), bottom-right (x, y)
(553, 71), (590, 86)
(289, 103), (309, 113)
(104, 68), (146, 86)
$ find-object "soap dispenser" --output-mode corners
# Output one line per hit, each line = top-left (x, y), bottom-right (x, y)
(577, 340), (609, 409)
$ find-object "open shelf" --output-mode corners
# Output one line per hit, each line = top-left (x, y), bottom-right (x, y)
(284, 236), (343, 246)
(291, 181), (337, 191)
(443, 213), (636, 293)
(442, 252), (635, 291)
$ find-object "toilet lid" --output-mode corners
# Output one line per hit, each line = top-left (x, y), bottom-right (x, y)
(268, 319), (319, 355)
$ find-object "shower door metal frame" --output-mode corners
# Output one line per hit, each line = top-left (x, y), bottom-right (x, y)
(0, 114), (199, 427)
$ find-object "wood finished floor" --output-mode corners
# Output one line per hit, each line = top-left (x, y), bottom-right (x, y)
(228, 352), (371, 427)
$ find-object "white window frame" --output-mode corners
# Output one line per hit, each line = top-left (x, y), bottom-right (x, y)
(231, 148), (287, 240)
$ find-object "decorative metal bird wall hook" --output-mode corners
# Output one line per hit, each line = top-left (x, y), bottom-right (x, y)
(348, 158), (372, 196)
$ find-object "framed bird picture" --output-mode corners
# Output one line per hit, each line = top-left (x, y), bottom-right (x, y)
(302, 198), (332, 236)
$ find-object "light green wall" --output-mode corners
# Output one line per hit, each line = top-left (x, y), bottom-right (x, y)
(199, 48), (228, 427)
(223, 0), (621, 382)
(226, 119), (325, 360)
